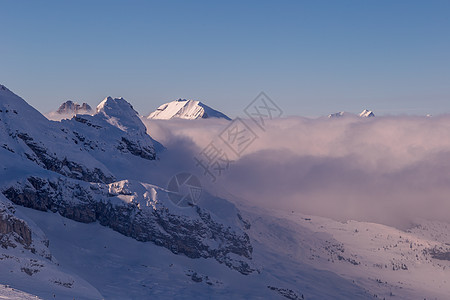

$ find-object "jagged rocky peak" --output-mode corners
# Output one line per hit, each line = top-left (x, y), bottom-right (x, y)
(95, 96), (147, 133)
(147, 98), (231, 120)
(56, 100), (92, 115)
(360, 109), (375, 117)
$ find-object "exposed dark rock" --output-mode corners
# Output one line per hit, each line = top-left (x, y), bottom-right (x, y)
(0, 209), (32, 248)
(20, 267), (39, 276)
(15, 132), (114, 184)
(427, 247), (450, 261)
(267, 286), (303, 300)
(2, 177), (254, 274)
(118, 137), (157, 160)
(73, 116), (103, 129)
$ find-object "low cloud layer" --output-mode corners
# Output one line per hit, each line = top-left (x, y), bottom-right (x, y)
(146, 116), (450, 228)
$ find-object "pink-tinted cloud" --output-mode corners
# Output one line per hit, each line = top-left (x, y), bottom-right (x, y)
(144, 115), (450, 228)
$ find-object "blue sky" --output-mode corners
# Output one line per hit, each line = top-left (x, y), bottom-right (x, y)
(1, 0), (449, 117)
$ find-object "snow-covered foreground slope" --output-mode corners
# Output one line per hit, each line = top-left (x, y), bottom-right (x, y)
(17, 206), (371, 300)
(241, 205), (450, 300)
(147, 99), (231, 120)
(7, 201), (450, 299)
(0, 194), (103, 300)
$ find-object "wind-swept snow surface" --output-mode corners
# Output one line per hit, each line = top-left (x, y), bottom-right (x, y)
(147, 99), (231, 120)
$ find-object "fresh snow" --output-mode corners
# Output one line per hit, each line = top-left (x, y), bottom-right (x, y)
(359, 109), (375, 117)
(147, 99), (231, 120)
(0, 284), (41, 299)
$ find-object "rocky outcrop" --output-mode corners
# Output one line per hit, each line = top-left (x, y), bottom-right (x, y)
(117, 137), (157, 160)
(0, 209), (32, 248)
(57, 101), (92, 115)
(0, 195), (52, 260)
(2, 177), (254, 274)
(14, 132), (114, 184)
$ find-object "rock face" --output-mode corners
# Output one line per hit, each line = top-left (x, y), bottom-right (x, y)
(2, 177), (254, 274)
(0, 194), (52, 261)
(147, 99), (231, 120)
(56, 101), (92, 115)
(0, 205), (32, 248)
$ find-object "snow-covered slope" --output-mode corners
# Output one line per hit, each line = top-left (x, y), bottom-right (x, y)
(0, 193), (103, 299)
(247, 207), (450, 300)
(147, 99), (231, 120)
(0, 284), (42, 299)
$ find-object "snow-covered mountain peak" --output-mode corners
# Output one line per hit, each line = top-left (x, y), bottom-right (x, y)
(147, 98), (231, 120)
(96, 96), (134, 114)
(95, 96), (145, 133)
(360, 109), (375, 117)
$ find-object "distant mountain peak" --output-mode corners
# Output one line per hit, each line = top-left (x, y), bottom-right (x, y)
(57, 100), (92, 115)
(147, 99), (231, 120)
(328, 111), (346, 118)
(359, 109), (375, 117)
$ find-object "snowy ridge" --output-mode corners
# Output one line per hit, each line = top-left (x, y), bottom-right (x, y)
(147, 99), (231, 120)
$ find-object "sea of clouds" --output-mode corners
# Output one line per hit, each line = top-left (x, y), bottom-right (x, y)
(144, 115), (450, 229)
